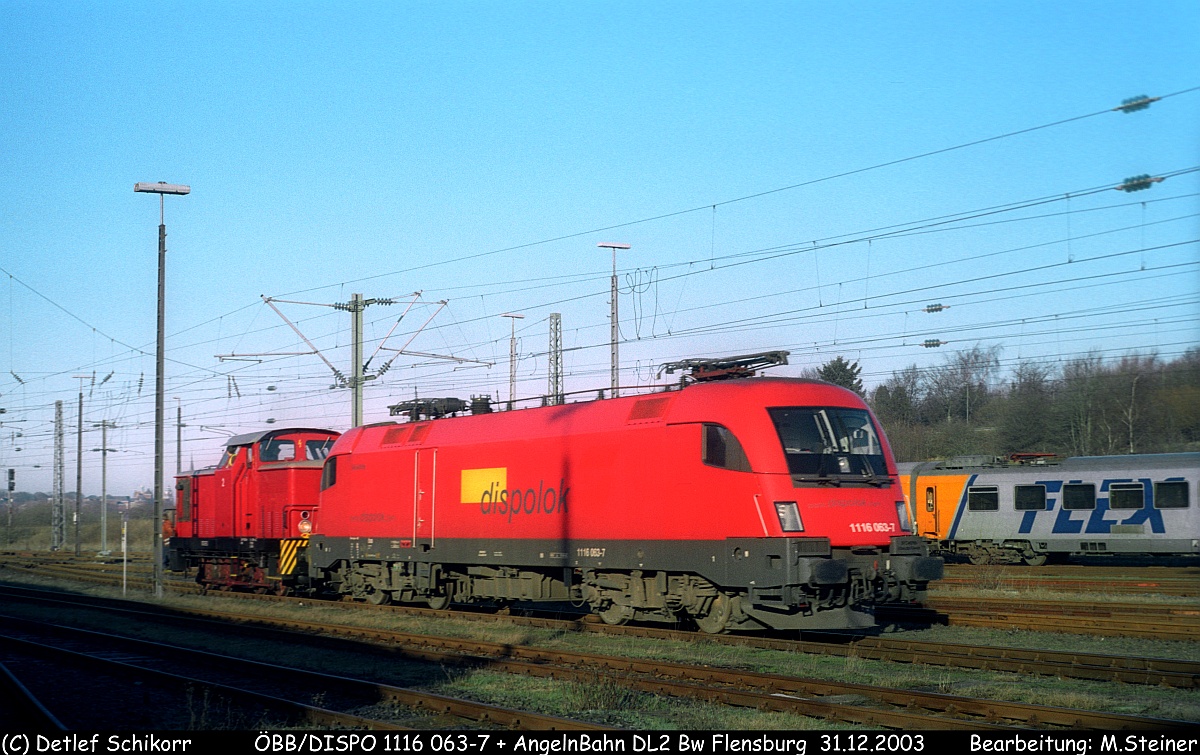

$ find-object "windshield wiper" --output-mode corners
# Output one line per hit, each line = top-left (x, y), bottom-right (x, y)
(792, 474), (842, 486)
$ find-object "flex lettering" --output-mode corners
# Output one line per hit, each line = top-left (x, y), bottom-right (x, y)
(1046, 478), (1166, 534)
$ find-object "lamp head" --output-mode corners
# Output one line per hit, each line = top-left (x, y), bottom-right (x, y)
(134, 182), (190, 195)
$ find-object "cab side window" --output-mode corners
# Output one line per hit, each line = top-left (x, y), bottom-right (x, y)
(175, 481), (191, 522)
(321, 456), (338, 490)
(702, 424), (752, 472)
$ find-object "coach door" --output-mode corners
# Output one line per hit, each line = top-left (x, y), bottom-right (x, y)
(925, 486), (940, 537)
(414, 448), (438, 550)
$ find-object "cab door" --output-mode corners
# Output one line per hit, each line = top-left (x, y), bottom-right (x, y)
(414, 448), (438, 550)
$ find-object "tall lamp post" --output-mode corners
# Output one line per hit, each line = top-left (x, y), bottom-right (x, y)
(597, 243), (631, 397)
(135, 181), (189, 598)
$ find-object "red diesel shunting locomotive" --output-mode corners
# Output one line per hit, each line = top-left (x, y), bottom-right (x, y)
(305, 372), (942, 632)
(170, 428), (339, 592)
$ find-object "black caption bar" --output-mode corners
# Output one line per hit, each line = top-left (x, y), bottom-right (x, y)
(2, 732), (1197, 755)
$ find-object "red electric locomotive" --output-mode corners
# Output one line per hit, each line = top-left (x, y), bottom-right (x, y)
(169, 427), (339, 592)
(305, 369), (942, 631)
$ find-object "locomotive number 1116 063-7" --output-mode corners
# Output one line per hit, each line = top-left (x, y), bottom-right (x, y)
(848, 522), (899, 533)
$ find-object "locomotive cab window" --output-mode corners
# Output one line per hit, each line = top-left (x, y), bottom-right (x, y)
(701, 424), (752, 472)
(1154, 481), (1189, 509)
(1108, 482), (1145, 510)
(307, 439), (336, 460)
(967, 486), (999, 511)
(768, 407), (887, 483)
(260, 439), (296, 463)
(1014, 485), (1047, 511)
(1063, 483), (1096, 510)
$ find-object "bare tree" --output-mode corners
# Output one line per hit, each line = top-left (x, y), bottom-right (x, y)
(998, 359), (1057, 453)
(922, 344), (1002, 424)
(1058, 353), (1103, 456)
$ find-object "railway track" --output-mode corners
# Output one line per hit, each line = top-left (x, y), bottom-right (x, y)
(939, 564), (1200, 598)
(0, 584), (1190, 730)
(882, 596), (1200, 642)
(9, 556), (1200, 642)
(0, 613), (603, 731)
(0, 658), (66, 731)
(5, 578), (1198, 689)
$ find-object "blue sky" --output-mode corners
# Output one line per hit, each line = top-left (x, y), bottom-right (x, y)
(1, 2), (1198, 495)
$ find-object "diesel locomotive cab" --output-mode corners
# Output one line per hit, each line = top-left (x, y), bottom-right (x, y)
(167, 427), (339, 593)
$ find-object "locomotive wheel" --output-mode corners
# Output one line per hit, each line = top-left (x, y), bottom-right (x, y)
(364, 587), (392, 605)
(597, 602), (635, 626)
(694, 592), (731, 634)
(1021, 552), (1048, 566)
(427, 594), (451, 610)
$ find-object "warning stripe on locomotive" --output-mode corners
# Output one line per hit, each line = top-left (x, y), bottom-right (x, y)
(279, 538), (308, 575)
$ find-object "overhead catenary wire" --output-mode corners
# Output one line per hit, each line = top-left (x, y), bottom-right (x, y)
(5, 90), (1199, 488)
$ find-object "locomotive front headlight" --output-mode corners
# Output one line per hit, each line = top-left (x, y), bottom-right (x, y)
(298, 519), (313, 535)
(774, 501), (804, 533)
(895, 500), (912, 532)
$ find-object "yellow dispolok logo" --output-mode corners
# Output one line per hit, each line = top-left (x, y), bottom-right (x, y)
(461, 467), (507, 504)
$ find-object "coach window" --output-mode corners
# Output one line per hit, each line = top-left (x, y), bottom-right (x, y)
(1014, 484), (1047, 511)
(1154, 481), (1190, 509)
(702, 424), (753, 472)
(1063, 483), (1096, 510)
(967, 486), (999, 511)
(1108, 482), (1145, 510)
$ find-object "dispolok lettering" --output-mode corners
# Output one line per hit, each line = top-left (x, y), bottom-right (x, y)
(479, 479), (570, 522)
